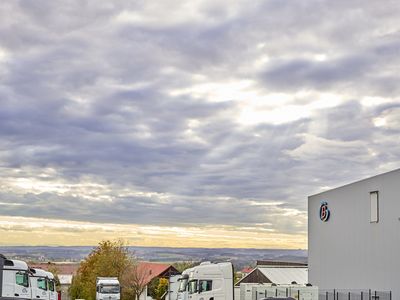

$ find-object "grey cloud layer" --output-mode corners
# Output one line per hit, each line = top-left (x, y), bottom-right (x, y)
(0, 191), (304, 234)
(0, 0), (400, 236)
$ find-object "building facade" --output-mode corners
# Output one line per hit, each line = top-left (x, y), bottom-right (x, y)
(308, 169), (400, 297)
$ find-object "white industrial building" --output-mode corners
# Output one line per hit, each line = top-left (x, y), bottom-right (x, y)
(308, 169), (400, 298)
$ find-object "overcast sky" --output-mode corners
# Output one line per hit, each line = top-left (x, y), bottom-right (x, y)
(0, 0), (399, 248)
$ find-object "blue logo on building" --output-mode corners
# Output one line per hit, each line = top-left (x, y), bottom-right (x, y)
(319, 201), (330, 222)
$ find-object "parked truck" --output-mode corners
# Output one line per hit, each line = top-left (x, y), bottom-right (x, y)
(169, 274), (181, 300)
(96, 277), (120, 300)
(45, 271), (57, 300)
(0, 254), (31, 300)
(176, 262), (317, 300)
(187, 262), (233, 300)
(29, 268), (50, 300)
(176, 267), (194, 300)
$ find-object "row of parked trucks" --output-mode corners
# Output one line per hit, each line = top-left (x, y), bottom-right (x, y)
(1, 254), (122, 300)
(1, 254), (58, 300)
(93, 263), (317, 300)
(1, 253), (315, 300)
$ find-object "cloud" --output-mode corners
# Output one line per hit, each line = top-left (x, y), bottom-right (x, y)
(0, 0), (399, 247)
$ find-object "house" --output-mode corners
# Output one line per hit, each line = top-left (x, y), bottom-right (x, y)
(238, 267), (254, 279)
(235, 261), (308, 286)
(136, 262), (180, 300)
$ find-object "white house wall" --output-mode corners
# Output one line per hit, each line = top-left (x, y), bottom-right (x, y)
(138, 286), (148, 300)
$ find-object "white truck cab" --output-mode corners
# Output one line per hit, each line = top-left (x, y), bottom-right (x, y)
(29, 268), (49, 300)
(182, 262), (318, 300)
(187, 262), (234, 300)
(177, 267), (194, 300)
(0, 254), (31, 300)
(96, 277), (120, 300)
(45, 271), (57, 300)
(169, 274), (181, 300)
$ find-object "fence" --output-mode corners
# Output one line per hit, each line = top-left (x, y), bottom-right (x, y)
(251, 285), (318, 300)
(319, 290), (392, 300)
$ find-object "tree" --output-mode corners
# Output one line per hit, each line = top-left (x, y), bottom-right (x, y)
(172, 261), (199, 273)
(234, 271), (243, 284)
(148, 278), (168, 300)
(69, 240), (134, 300)
(120, 262), (149, 300)
(47, 263), (61, 292)
(70, 274), (84, 300)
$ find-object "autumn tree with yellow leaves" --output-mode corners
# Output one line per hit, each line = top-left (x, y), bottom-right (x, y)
(70, 240), (147, 300)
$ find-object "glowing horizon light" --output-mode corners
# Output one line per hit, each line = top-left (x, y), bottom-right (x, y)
(0, 216), (307, 249)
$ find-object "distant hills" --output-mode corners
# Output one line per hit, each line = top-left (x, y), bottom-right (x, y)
(0, 246), (307, 269)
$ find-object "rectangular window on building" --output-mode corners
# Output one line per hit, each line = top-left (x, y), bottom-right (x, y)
(370, 191), (379, 223)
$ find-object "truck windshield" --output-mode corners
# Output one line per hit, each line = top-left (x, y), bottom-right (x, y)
(100, 285), (120, 294)
(178, 278), (188, 292)
(16, 272), (29, 288)
(37, 278), (47, 291)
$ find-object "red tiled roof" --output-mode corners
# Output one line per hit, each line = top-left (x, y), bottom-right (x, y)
(241, 267), (253, 274)
(29, 263), (79, 275)
(137, 262), (179, 285)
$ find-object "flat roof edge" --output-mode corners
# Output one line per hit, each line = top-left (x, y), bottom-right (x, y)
(308, 167), (400, 198)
